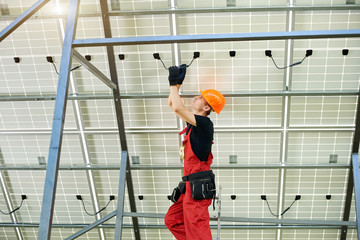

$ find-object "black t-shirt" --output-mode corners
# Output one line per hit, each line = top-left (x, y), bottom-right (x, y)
(186, 115), (214, 162)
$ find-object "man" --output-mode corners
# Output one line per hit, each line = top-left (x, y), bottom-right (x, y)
(165, 65), (225, 240)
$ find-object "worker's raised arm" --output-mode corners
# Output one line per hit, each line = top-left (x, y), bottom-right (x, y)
(167, 66), (196, 126)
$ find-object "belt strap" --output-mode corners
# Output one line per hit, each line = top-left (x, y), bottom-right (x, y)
(182, 170), (213, 181)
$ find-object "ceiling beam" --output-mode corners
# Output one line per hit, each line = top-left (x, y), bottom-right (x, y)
(72, 29), (360, 47)
(123, 212), (357, 226)
(0, 126), (355, 136)
(1, 5), (360, 21)
(0, 163), (351, 171)
(0, 90), (358, 102)
(108, 5), (360, 15)
(0, 222), (356, 229)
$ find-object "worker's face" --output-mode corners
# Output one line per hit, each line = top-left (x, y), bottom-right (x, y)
(192, 95), (210, 113)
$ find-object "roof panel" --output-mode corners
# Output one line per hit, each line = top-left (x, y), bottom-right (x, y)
(287, 132), (353, 164)
(290, 96), (357, 127)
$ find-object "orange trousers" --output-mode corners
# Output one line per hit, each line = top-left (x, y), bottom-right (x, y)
(165, 181), (212, 240)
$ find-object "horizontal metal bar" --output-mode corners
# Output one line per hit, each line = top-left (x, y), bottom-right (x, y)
(0, 91), (358, 102)
(0, 222), (356, 229)
(1, 5), (360, 22)
(0, 164), (351, 171)
(122, 212), (357, 226)
(73, 29), (360, 47)
(219, 217), (357, 227)
(132, 164), (351, 170)
(107, 5), (360, 15)
(73, 50), (117, 90)
(0, 126), (355, 136)
(123, 212), (165, 219)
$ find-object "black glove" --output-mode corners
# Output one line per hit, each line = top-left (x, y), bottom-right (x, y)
(178, 64), (187, 85)
(168, 66), (179, 86)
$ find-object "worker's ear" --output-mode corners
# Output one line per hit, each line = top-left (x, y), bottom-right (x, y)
(203, 105), (211, 112)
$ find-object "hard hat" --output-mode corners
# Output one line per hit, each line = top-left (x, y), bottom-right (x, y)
(200, 89), (225, 114)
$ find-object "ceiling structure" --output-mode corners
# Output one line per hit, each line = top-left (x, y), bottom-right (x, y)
(1, 0), (360, 239)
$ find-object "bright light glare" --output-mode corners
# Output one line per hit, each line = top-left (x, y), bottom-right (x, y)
(55, 0), (63, 15)
(55, 6), (63, 15)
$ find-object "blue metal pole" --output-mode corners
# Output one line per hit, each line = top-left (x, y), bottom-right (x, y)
(37, 0), (80, 238)
(115, 151), (128, 239)
(73, 29), (360, 47)
(352, 153), (360, 240)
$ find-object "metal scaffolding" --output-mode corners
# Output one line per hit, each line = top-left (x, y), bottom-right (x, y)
(1, 0), (360, 239)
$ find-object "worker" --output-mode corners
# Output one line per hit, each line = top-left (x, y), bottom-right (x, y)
(164, 65), (225, 240)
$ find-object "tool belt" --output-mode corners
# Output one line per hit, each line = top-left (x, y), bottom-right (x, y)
(170, 170), (216, 204)
(182, 170), (216, 201)
(170, 181), (186, 203)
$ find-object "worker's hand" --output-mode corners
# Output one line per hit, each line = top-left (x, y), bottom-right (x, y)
(177, 64), (187, 85)
(168, 66), (179, 86)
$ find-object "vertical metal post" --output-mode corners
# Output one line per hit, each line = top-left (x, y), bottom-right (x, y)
(352, 154), (360, 240)
(168, 0), (185, 166)
(276, 1), (295, 239)
(341, 89), (360, 240)
(99, 0), (140, 238)
(0, 171), (23, 240)
(115, 151), (128, 239)
(216, 185), (222, 240)
(37, 0), (80, 238)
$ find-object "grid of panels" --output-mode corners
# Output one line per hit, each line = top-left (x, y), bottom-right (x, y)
(287, 131), (354, 164)
(290, 96), (357, 126)
(0, 101), (77, 130)
(127, 133), (179, 165)
(178, 0), (287, 8)
(294, 11), (360, 31)
(284, 169), (348, 220)
(291, 38), (360, 91)
(282, 229), (342, 240)
(178, 12), (287, 34)
(1, 0), (360, 239)
(0, 18), (62, 95)
(0, 134), (84, 165)
(213, 132), (282, 164)
(211, 97), (283, 127)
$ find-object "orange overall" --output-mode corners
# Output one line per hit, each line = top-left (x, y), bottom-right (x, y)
(165, 127), (213, 240)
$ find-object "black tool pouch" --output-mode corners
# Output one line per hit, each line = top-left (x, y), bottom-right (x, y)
(183, 170), (216, 200)
(170, 181), (186, 203)
(170, 187), (181, 203)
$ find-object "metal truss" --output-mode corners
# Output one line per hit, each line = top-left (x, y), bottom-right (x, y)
(2, 4), (360, 21)
(0, 90), (359, 102)
(72, 29), (360, 47)
(0, 163), (352, 171)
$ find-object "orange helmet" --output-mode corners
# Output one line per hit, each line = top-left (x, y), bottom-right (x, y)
(200, 89), (225, 114)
